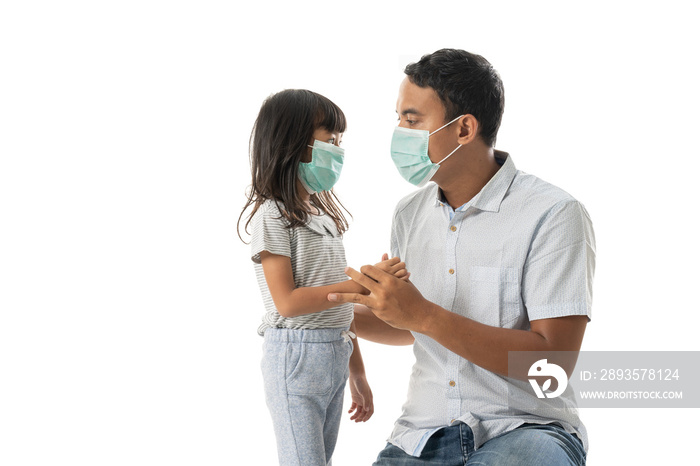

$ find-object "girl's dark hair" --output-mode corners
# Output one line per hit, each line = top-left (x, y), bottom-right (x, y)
(238, 89), (350, 242)
(404, 48), (505, 147)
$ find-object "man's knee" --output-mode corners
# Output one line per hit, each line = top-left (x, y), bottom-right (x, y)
(373, 442), (413, 465)
(468, 424), (586, 466)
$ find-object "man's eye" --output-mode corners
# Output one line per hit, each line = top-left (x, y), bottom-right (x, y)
(407, 120), (415, 125)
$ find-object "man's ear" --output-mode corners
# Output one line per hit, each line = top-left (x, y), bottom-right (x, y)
(456, 114), (479, 145)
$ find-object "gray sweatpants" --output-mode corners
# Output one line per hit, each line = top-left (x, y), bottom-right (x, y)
(261, 327), (354, 466)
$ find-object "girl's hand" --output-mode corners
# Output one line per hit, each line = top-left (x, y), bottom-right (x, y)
(375, 253), (411, 282)
(348, 373), (374, 422)
(348, 279), (371, 296)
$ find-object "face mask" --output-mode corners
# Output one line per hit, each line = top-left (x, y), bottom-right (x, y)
(298, 140), (344, 194)
(390, 115), (464, 187)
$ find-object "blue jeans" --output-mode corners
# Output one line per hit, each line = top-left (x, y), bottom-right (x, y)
(374, 423), (586, 465)
(261, 328), (354, 466)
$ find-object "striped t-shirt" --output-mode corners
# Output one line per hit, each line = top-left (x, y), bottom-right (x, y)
(250, 199), (354, 336)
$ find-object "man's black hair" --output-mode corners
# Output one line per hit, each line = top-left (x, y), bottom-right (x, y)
(405, 49), (505, 147)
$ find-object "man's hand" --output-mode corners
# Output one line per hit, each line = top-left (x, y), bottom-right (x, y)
(328, 260), (430, 332)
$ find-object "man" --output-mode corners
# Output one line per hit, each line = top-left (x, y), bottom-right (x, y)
(328, 49), (595, 465)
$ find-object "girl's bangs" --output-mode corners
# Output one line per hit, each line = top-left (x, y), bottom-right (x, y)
(315, 97), (347, 134)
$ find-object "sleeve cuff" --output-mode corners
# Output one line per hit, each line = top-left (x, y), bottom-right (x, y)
(527, 302), (591, 322)
(251, 247), (292, 264)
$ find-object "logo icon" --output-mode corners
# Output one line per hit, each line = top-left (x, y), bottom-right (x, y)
(528, 359), (568, 399)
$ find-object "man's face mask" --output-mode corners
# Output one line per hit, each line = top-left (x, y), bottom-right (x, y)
(390, 115), (464, 187)
(298, 140), (344, 194)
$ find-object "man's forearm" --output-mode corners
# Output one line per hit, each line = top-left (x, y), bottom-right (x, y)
(331, 265), (586, 377)
(419, 302), (587, 380)
(354, 304), (415, 346)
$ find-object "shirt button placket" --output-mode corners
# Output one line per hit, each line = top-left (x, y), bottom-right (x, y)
(447, 226), (457, 277)
(445, 218), (461, 421)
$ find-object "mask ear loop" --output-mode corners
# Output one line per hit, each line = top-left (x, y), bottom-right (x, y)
(428, 114), (465, 136)
(435, 144), (462, 165)
(429, 114), (465, 165)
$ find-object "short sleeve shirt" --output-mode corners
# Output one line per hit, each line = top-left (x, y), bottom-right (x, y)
(250, 199), (353, 335)
(388, 152), (596, 455)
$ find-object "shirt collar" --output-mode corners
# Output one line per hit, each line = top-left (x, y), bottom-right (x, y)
(304, 211), (340, 237)
(433, 150), (517, 213)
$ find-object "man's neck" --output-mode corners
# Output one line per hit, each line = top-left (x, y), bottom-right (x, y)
(439, 149), (501, 209)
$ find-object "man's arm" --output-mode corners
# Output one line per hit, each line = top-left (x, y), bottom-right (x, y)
(329, 267), (586, 380)
(419, 302), (586, 378)
(353, 304), (415, 346)
(352, 252), (414, 346)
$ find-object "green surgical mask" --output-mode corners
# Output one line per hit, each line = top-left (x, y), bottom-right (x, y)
(298, 140), (344, 194)
(390, 115), (464, 187)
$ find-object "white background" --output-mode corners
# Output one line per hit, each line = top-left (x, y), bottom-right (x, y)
(1, 1), (699, 464)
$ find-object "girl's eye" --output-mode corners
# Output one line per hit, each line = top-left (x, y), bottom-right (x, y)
(327, 138), (335, 144)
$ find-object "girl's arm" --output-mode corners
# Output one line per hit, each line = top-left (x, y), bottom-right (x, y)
(259, 251), (408, 318)
(259, 250), (367, 317)
(347, 319), (373, 422)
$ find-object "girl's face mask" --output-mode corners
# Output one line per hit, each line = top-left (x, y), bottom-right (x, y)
(390, 115), (464, 187)
(298, 140), (344, 194)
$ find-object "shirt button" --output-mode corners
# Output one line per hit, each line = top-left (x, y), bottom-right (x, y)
(450, 226), (457, 232)
(448, 269), (455, 275)
(449, 380), (456, 387)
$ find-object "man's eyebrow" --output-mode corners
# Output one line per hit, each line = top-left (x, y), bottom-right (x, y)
(396, 108), (423, 116)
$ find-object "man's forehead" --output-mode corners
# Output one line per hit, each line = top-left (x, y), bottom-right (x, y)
(396, 79), (442, 114)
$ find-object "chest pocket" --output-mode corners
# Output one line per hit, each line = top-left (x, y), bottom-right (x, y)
(469, 266), (520, 327)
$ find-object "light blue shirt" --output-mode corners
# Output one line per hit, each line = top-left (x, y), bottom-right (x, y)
(388, 152), (596, 456)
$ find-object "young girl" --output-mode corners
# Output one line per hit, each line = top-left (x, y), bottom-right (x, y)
(239, 89), (406, 465)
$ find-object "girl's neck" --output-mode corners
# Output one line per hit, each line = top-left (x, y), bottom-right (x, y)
(296, 178), (320, 215)
(296, 178), (310, 202)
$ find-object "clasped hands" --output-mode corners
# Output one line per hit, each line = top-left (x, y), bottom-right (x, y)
(328, 254), (430, 332)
